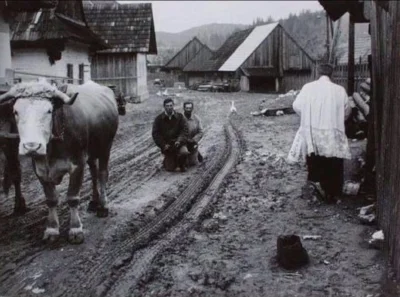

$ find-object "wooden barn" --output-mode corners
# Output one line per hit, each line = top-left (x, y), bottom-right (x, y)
(320, 0), (400, 292)
(162, 37), (210, 82)
(183, 23), (316, 93)
(6, 0), (106, 84)
(83, 1), (157, 102)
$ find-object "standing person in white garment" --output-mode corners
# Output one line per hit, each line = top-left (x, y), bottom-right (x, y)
(287, 63), (352, 203)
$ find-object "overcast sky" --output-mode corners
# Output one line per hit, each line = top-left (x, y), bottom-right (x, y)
(118, 1), (324, 33)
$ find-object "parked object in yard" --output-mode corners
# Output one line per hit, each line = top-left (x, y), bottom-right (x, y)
(107, 85), (126, 115)
(343, 180), (361, 195)
(154, 79), (165, 87)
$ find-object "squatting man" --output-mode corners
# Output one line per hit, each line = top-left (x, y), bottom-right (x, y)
(152, 98), (204, 172)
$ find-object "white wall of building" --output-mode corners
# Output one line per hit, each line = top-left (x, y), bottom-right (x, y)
(12, 41), (91, 84)
(136, 53), (149, 101)
(0, 14), (12, 81)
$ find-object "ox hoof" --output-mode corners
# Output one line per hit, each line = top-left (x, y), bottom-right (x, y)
(87, 201), (100, 212)
(68, 228), (84, 244)
(43, 228), (60, 243)
(96, 207), (109, 218)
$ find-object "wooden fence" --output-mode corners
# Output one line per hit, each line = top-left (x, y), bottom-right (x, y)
(332, 61), (370, 93)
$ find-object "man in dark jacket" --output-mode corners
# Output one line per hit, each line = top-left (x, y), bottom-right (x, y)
(152, 98), (189, 172)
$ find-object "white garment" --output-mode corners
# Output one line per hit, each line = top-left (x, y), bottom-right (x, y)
(287, 76), (352, 163)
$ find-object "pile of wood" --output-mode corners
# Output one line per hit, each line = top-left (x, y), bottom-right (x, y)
(346, 78), (371, 139)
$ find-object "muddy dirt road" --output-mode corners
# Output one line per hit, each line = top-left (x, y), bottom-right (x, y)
(0, 90), (385, 297)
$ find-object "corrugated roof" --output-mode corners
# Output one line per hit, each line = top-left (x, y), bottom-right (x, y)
(183, 27), (254, 72)
(183, 45), (215, 72)
(10, 1), (106, 49)
(83, 1), (157, 54)
(219, 23), (278, 71)
(337, 35), (371, 64)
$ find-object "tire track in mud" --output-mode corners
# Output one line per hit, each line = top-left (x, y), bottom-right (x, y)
(0, 130), (156, 271)
(51, 120), (242, 297)
(107, 120), (243, 297)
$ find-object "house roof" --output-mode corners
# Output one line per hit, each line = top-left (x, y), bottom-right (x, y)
(182, 44), (214, 72)
(220, 23), (279, 71)
(9, 1), (107, 49)
(163, 37), (205, 70)
(318, 0), (369, 22)
(337, 35), (371, 64)
(184, 27), (254, 72)
(83, 1), (157, 54)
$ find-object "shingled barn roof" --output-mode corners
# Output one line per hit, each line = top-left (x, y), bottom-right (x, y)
(83, 1), (157, 54)
(9, 0), (107, 49)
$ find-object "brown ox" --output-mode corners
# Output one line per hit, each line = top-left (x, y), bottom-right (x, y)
(0, 80), (119, 243)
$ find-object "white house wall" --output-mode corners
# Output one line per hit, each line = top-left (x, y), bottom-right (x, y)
(0, 14), (12, 80)
(12, 41), (91, 84)
(137, 53), (149, 101)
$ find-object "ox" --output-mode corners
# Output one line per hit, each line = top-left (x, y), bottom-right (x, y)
(0, 80), (119, 243)
(0, 98), (26, 214)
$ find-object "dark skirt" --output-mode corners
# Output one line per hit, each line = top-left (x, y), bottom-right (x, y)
(306, 153), (344, 196)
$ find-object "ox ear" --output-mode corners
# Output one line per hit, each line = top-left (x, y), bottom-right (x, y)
(53, 89), (79, 106)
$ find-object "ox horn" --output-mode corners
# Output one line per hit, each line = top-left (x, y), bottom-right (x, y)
(53, 89), (79, 105)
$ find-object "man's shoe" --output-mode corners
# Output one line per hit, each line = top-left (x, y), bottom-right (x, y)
(198, 152), (204, 163)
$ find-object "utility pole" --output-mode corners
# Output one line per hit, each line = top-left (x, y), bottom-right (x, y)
(348, 14), (355, 95)
(326, 12), (330, 62)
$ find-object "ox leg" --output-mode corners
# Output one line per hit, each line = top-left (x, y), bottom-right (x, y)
(67, 162), (85, 244)
(87, 158), (100, 212)
(3, 141), (27, 215)
(97, 154), (110, 218)
(42, 182), (60, 243)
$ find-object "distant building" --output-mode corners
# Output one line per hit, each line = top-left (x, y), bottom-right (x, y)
(162, 37), (209, 82)
(9, 0), (106, 84)
(336, 34), (371, 64)
(183, 23), (316, 93)
(83, 0), (157, 102)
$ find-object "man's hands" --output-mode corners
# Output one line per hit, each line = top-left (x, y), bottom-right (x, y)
(163, 144), (171, 152)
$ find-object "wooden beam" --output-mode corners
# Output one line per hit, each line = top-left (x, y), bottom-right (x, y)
(348, 15), (355, 95)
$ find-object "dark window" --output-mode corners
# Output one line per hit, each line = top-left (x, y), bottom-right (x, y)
(67, 64), (73, 84)
(79, 64), (84, 85)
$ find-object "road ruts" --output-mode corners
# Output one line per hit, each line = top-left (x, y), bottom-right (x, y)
(49, 120), (242, 297)
(106, 120), (244, 297)
(0, 130), (157, 278)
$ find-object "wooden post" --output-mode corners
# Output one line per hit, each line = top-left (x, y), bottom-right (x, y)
(326, 12), (330, 61)
(348, 15), (355, 95)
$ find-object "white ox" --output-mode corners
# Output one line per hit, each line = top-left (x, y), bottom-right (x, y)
(0, 80), (119, 243)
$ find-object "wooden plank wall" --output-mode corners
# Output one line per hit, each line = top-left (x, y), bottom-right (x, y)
(332, 62), (370, 92)
(369, 0), (400, 283)
(281, 27), (314, 71)
(91, 53), (137, 97)
(282, 71), (314, 92)
(165, 39), (204, 69)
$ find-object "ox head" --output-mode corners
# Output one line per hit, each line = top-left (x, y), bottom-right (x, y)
(0, 80), (78, 156)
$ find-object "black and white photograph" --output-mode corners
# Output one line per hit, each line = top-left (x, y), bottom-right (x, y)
(0, 0), (397, 296)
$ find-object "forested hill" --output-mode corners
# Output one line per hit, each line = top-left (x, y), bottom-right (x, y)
(150, 10), (369, 65)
